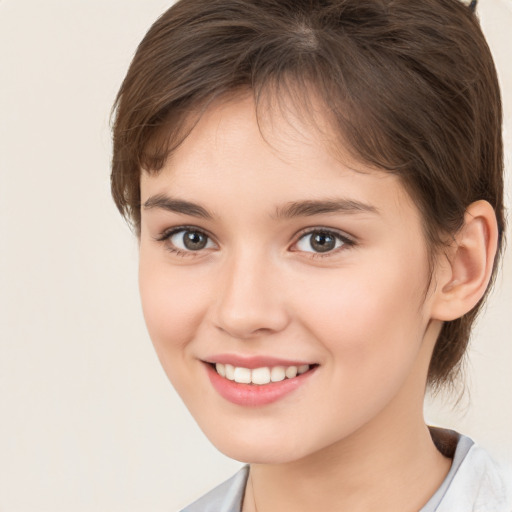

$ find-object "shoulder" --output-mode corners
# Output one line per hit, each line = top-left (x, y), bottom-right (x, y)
(179, 465), (249, 512)
(437, 438), (512, 512)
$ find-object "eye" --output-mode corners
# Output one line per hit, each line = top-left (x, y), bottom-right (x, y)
(294, 230), (350, 254)
(163, 228), (216, 253)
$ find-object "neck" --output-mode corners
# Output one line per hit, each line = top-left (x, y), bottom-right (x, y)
(245, 415), (450, 512)
(243, 367), (451, 512)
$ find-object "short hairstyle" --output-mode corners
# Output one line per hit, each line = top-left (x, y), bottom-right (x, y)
(111, 0), (504, 389)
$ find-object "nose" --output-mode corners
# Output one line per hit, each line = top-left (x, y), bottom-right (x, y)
(212, 250), (290, 339)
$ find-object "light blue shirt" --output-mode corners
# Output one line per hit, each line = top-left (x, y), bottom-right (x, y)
(180, 430), (512, 512)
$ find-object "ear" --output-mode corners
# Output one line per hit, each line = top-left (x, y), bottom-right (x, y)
(431, 200), (499, 321)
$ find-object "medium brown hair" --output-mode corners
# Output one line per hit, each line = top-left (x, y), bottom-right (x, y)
(111, 0), (504, 389)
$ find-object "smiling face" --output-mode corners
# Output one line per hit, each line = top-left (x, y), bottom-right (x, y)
(138, 93), (443, 464)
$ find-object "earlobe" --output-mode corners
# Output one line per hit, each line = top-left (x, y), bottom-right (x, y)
(431, 200), (499, 322)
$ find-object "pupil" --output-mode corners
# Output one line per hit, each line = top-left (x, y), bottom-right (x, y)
(311, 232), (335, 253)
(183, 231), (207, 250)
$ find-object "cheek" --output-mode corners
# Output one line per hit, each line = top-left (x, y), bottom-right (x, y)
(138, 252), (209, 364)
(295, 255), (429, 378)
(284, 263), (430, 441)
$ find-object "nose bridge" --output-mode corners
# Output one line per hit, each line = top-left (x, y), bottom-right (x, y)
(213, 245), (289, 339)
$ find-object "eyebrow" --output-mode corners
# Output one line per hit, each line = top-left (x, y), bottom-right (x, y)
(143, 194), (214, 219)
(273, 199), (379, 219)
(142, 194), (379, 220)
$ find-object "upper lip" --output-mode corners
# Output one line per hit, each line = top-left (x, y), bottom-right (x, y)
(203, 354), (317, 369)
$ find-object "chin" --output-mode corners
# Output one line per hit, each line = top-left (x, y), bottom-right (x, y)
(200, 423), (320, 465)
(218, 444), (302, 465)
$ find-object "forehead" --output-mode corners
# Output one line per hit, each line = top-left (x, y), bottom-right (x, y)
(140, 93), (419, 225)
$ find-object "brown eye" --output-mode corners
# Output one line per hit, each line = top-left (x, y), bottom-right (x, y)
(183, 231), (208, 250)
(169, 229), (213, 251)
(310, 232), (336, 252)
(295, 230), (346, 254)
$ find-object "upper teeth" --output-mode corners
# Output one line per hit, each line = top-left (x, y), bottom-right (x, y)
(215, 363), (310, 385)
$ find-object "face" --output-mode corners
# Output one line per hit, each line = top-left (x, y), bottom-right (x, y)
(139, 93), (441, 464)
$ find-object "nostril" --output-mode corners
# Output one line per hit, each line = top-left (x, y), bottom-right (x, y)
(215, 324), (279, 340)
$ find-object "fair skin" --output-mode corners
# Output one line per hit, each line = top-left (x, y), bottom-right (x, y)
(138, 93), (497, 511)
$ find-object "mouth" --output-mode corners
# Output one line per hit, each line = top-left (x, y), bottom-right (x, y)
(203, 359), (319, 406)
(208, 362), (317, 385)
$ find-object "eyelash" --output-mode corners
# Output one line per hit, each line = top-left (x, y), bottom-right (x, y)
(293, 227), (356, 258)
(155, 226), (356, 259)
(155, 225), (215, 258)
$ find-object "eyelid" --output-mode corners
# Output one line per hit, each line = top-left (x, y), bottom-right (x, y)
(290, 227), (356, 255)
(155, 225), (215, 242)
(153, 224), (356, 258)
(154, 225), (218, 257)
(293, 226), (356, 243)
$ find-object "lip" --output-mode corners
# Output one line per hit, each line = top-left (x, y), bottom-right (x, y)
(204, 353), (315, 369)
(204, 361), (318, 407)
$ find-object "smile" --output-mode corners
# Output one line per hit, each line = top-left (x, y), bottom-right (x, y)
(204, 360), (318, 406)
(214, 362), (311, 385)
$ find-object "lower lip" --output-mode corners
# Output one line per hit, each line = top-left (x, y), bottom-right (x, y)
(205, 363), (317, 406)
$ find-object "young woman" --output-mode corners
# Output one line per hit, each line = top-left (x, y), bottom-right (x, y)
(111, 0), (511, 510)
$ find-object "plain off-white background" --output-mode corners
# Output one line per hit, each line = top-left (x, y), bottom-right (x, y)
(0, 1), (511, 510)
